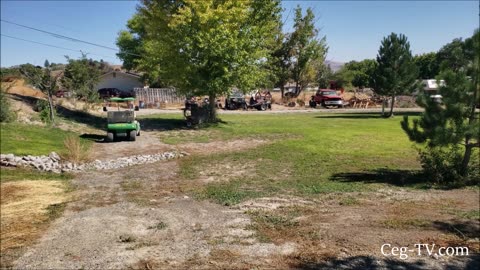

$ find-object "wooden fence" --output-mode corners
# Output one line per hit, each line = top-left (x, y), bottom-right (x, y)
(134, 88), (184, 108)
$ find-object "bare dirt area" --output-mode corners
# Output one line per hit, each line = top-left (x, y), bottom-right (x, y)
(240, 191), (480, 269)
(90, 131), (175, 160)
(6, 130), (479, 269)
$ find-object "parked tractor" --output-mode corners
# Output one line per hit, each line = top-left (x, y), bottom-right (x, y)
(103, 97), (141, 142)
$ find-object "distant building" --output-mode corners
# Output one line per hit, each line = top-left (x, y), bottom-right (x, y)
(413, 79), (445, 96)
(95, 71), (143, 93)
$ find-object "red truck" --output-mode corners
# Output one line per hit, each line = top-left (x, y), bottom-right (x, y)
(312, 89), (344, 108)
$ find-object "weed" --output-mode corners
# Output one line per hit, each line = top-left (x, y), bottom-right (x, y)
(61, 135), (92, 163)
(46, 202), (67, 220)
(339, 196), (360, 206)
(147, 222), (167, 230)
(457, 209), (480, 220)
(202, 181), (260, 206)
(121, 180), (143, 191)
(249, 211), (299, 229)
(119, 234), (137, 243)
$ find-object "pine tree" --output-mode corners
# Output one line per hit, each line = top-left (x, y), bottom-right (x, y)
(374, 33), (418, 117)
(401, 30), (479, 183)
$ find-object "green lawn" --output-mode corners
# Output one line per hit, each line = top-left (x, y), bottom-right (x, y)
(0, 167), (73, 183)
(143, 112), (426, 205)
(0, 123), (90, 156)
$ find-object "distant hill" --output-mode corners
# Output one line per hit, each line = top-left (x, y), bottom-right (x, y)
(325, 60), (344, 72)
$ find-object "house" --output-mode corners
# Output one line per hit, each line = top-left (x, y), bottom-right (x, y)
(95, 71), (143, 94)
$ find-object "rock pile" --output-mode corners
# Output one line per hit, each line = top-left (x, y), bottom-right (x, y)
(0, 151), (187, 173)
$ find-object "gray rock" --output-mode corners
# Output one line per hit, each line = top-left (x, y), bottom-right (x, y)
(4, 154), (14, 161)
(49, 152), (61, 161)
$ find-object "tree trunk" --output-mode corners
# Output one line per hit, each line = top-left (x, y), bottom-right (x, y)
(460, 144), (473, 176)
(208, 92), (217, 123)
(295, 80), (299, 97)
(47, 92), (55, 125)
(387, 94), (395, 117)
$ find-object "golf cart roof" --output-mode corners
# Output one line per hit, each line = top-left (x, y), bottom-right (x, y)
(109, 97), (135, 102)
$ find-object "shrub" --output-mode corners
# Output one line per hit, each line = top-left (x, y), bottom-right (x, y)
(35, 100), (55, 124)
(417, 145), (479, 186)
(0, 85), (16, 122)
(61, 135), (92, 163)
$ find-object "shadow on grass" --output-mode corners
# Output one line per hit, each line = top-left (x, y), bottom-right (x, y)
(56, 105), (105, 130)
(291, 254), (479, 270)
(139, 117), (228, 131)
(10, 93), (226, 132)
(431, 220), (480, 239)
(315, 111), (421, 119)
(79, 133), (105, 142)
(330, 169), (429, 188)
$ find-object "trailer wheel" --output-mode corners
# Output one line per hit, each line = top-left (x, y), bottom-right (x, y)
(106, 132), (114, 142)
(129, 130), (136, 141)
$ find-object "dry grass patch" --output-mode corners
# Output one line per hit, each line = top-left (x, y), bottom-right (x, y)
(0, 180), (69, 267)
(61, 135), (92, 163)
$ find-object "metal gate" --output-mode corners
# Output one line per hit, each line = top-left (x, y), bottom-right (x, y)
(134, 88), (184, 108)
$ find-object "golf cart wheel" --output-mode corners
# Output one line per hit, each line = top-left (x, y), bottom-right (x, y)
(106, 132), (114, 142)
(260, 103), (267, 111)
(129, 130), (136, 141)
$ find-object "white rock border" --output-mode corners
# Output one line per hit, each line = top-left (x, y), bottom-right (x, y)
(0, 151), (188, 173)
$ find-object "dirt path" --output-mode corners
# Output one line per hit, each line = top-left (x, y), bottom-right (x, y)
(13, 132), (294, 269)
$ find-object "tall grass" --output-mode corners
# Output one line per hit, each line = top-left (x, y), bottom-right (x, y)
(61, 135), (92, 163)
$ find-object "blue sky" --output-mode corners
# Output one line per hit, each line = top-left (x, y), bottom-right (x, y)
(1, 0), (478, 67)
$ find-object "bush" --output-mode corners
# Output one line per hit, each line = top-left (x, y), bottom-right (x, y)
(418, 146), (479, 186)
(35, 100), (55, 123)
(0, 85), (16, 122)
(61, 135), (92, 163)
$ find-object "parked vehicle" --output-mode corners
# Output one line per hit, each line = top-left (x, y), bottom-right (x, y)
(102, 97), (140, 142)
(55, 90), (71, 98)
(313, 89), (344, 108)
(247, 91), (272, 111)
(183, 99), (211, 127)
(98, 88), (121, 99)
(225, 91), (247, 110)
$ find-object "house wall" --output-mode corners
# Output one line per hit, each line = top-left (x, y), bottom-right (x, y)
(95, 72), (143, 92)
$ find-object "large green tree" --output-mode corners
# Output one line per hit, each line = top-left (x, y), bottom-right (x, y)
(61, 54), (102, 103)
(334, 59), (377, 89)
(413, 52), (439, 79)
(20, 62), (60, 124)
(117, 0), (281, 121)
(401, 30), (479, 183)
(288, 6), (328, 96)
(374, 33), (418, 117)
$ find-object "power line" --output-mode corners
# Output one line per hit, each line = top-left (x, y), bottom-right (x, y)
(1, 19), (141, 57)
(1, 34), (115, 59)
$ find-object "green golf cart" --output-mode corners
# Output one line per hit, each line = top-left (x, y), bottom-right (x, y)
(103, 97), (141, 142)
